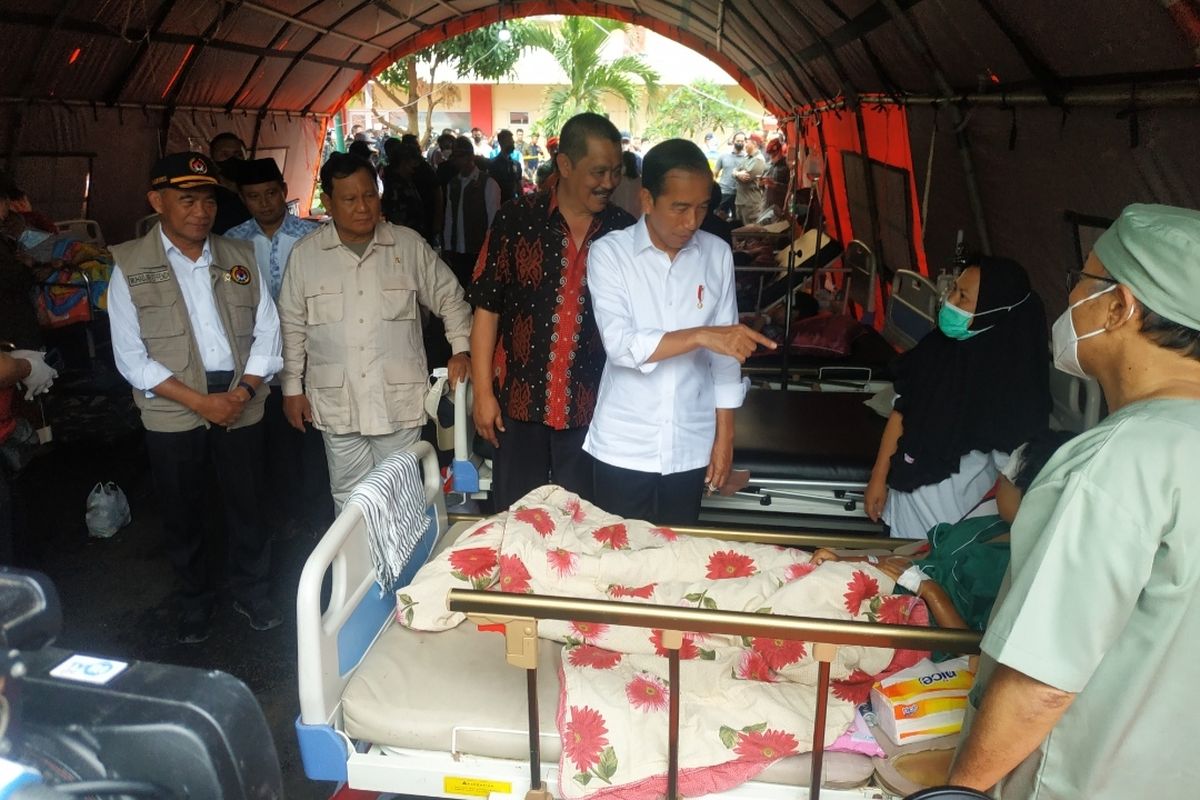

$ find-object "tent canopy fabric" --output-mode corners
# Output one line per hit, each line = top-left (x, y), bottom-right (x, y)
(3, 0), (1196, 121)
(2, 0), (1199, 293)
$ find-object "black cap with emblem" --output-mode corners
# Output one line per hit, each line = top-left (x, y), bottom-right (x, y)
(150, 152), (220, 191)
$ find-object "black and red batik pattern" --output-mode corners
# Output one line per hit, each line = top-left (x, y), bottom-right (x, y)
(468, 187), (634, 430)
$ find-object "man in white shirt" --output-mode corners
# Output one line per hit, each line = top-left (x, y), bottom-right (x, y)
(225, 158), (328, 536)
(585, 139), (776, 524)
(107, 151), (283, 643)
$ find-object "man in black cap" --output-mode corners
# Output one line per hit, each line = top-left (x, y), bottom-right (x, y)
(226, 158), (327, 538)
(209, 132), (252, 234)
(107, 151), (283, 644)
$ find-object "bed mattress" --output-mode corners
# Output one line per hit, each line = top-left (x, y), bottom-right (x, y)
(733, 390), (887, 484)
(341, 617), (875, 789)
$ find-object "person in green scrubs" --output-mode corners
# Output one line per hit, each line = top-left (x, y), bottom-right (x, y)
(950, 204), (1200, 798)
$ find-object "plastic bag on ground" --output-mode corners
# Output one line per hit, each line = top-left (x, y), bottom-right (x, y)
(85, 481), (131, 539)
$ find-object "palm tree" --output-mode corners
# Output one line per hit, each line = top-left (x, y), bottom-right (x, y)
(525, 17), (660, 138)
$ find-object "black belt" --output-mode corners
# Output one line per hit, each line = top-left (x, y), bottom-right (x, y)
(206, 370), (235, 392)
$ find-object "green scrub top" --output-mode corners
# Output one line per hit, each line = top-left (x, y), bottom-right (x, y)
(965, 398), (1200, 798)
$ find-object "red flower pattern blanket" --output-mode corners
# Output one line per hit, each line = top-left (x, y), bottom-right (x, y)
(397, 486), (928, 799)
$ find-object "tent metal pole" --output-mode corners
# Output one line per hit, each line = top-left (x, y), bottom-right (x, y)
(238, 1), (390, 52)
(878, 0), (992, 255)
(803, 83), (1200, 110)
(0, 97), (325, 119)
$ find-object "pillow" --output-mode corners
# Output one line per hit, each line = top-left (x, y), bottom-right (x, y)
(789, 314), (868, 357)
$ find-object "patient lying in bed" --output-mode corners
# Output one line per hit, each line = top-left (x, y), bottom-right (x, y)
(811, 429), (1073, 634)
(396, 486), (933, 800)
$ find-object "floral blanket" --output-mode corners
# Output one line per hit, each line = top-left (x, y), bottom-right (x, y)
(396, 486), (927, 800)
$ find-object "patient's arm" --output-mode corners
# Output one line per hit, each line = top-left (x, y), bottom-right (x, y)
(916, 581), (968, 630)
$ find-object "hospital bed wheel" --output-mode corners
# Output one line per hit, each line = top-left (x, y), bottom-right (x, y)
(759, 495), (771, 506)
(843, 499), (858, 512)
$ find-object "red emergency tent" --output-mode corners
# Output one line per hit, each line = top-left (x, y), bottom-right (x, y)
(2, 0), (1198, 308)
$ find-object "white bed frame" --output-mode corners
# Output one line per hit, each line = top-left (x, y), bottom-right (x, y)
(294, 442), (985, 800)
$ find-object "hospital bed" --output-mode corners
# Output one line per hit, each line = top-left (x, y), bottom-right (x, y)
(704, 268), (940, 530)
(700, 389), (888, 532)
(295, 442), (982, 800)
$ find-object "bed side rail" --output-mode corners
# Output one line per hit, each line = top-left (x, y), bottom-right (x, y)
(449, 589), (980, 800)
(447, 513), (911, 551)
(296, 441), (446, 779)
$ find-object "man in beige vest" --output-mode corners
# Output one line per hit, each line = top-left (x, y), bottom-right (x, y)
(108, 152), (283, 645)
(279, 153), (471, 511)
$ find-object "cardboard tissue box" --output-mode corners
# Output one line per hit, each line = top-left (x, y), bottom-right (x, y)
(870, 656), (974, 746)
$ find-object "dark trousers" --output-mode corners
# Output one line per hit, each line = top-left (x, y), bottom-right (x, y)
(593, 460), (707, 526)
(262, 390), (333, 534)
(443, 250), (480, 292)
(718, 190), (737, 220)
(492, 417), (593, 511)
(144, 421), (271, 616)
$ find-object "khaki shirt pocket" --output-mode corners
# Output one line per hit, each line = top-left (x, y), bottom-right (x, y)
(306, 291), (345, 325)
(228, 294), (256, 354)
(380, 288), (417, 321)
(306, 362), (350, 429)
(139, 302), (191, 373)
(382, 359), (425, 425)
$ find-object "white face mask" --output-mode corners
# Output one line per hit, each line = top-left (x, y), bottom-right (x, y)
(1051, 283), (1124, 379)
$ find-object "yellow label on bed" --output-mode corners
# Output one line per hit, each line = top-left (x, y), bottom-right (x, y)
(444, 776), (514, 797)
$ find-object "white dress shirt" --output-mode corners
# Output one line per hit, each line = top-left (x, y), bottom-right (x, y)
(442, 168), (501, 254)
(108, 229), (283, 393)
(584, 219), (747, 474)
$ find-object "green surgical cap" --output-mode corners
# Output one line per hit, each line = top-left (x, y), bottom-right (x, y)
(1094, 203), (1200, 330)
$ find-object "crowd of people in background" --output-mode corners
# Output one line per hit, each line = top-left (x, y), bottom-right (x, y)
(327, 122), (791, 234)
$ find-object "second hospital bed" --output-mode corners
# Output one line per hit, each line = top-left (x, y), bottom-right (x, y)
(296, 442), (982, 800)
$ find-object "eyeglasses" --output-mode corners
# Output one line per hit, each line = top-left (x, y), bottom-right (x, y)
(1066, 269), (1120, 293)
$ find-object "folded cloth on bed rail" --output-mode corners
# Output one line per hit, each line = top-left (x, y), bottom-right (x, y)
(395, 487), (929, 800)
(734, 390), (888, 484)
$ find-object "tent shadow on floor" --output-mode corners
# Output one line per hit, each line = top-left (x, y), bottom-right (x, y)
(16, 430), (338, 799)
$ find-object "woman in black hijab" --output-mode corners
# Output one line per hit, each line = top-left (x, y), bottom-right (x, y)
(865, 256), (1050, 538)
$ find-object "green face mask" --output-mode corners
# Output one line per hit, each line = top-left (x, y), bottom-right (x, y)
(938, 300), (979, 340)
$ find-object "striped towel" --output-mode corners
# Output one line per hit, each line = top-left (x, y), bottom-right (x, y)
(346, 449), (428, 595)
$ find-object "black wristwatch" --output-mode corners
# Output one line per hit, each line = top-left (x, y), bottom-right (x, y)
(237, 380), (257, 399)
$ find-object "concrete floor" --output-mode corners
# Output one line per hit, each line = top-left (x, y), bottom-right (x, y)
(17, 428), (337, 799)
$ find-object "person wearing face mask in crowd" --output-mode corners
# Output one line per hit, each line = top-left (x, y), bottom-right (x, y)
(208, 132), (252, 234)
(732, 133), (767, 225)
(864, 256), (1049, 539)
(712, 133), (745, 221)
(950, 205), (1200, 799)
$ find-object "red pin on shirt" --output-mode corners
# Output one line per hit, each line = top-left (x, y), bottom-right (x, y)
(697, 284), (704, 309)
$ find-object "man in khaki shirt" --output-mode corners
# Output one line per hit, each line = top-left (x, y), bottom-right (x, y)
(279, 153), (471, 510)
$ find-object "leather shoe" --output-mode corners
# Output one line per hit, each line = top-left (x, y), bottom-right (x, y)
(233, 598), (283, 631)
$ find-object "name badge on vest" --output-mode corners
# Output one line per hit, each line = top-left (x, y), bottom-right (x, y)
(126, 267), (171, 287)
(226, 265), (252, 285)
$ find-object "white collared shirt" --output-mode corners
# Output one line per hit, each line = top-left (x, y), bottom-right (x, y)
(108, 228), (283, 392)
(584, 218), (747, 474)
